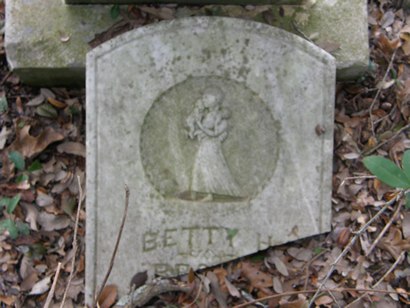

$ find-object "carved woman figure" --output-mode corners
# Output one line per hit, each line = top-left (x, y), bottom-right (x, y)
(186, 87), (241, 199)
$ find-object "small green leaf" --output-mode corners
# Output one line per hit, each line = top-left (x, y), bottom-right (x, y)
(110, 4), (120, 19)
(15, 174), (29, 184)
(313, 247), (324, 255)
(68, 105), (80, 116)
(16, 221), (30, 236)
(17, 120), (25, 128)
(402, 150), (410, 181)
(7, 194), (20, 214)
(29, 243), (47, 259)
(363, 156), (410, 189)
(8, 151), (25, 171)
(0, 195), (21, 214)
(62, 197), (76, 216)
(27, 160), (42, 172)
(406, 191), (410, 210)
(249, 253), (265, 262)
(36, 103), (58, 118)
(226, 228), (238, 241)
(0, 197), (9, 207)
(0, 95), (8, 113)
(0, 219), (18, 239)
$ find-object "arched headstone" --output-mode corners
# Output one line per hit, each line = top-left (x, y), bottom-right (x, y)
(86, 17), (335, 303)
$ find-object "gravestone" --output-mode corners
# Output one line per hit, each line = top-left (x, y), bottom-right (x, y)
(86, 17), (335, 304)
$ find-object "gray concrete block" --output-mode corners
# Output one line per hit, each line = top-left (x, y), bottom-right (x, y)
(5, 0), (117, 86)
(6, 0), (368, 86)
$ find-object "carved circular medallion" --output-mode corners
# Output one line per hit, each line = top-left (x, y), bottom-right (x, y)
(140, 76), (280, 201)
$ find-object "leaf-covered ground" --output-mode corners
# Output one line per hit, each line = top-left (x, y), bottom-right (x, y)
(1, 1), (410, 307)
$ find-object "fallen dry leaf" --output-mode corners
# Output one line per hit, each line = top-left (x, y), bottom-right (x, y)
(64, 278), (84, 301)
(40, 88), (55, 99)
(26, 94), (45, 106)
(207, 271), (228, 308)
(314, 294), (333, 305)
(36, 191), (54, 207)
(37, 212), (70, 231)
(224, 277), (240, 298)
(139, 5), (175, 19)
(403, 212), (410, 239)
(129, 271), (148, 290)
(0, 295), (16, 306)
(47, 97), (67, 109)
(0, 125), (10, 150)
(269, 256), (289, 277)
(378, 227), (410, 259)
(29, 276), (51, 295)
(21, 202), (39, 231)
(8, 126), (64, 158)
(241, 262), (273, 290)
(97, 284), (118, 308)
(57, 141), (85, 157)
(278, 298), (308, 308)
(21, 272), (39, 292)
(272, 276), (283, 293)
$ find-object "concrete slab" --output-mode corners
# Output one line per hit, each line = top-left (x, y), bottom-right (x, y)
(5, 0), (117, 87)
(5, 0), (368, 86)
(86, 17), (335, 303)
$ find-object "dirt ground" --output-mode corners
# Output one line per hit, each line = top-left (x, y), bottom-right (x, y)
(0, 1), (410, 307)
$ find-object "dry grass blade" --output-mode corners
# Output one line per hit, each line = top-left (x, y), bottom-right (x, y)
(94, 185), (130, 307)
(363, 123), (410, 156)
(308, 193), (402, 307)
(183, 279), (203, 308)
(366, 199), (404, 256)
(233, 287), (410, 308)
(368, 48), (397, 137)
(60, 176), (83, 308)
(345, 251), (406, 308)
(44, 262), (62, 308)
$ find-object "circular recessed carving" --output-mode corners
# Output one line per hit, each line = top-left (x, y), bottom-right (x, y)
(140, 76), (280, 201)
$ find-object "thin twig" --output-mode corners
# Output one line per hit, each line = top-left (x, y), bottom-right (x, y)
(345, 251), (406, 308)
(328, 291), (341, 308)
(0, 71), (12, 86)
(366, 198), (404, 256)
(233, 287), (410, 308)
(94, 185), (130, 307)
(369, 48), (397, 137)
(303, 249), (328, 290)
(308, 194), (401, 307)
(363, 123), (410, 156)
(374, 105), (397, 125)
(183, 279), (203, 308)
(44, 262), (62, 308)
(60, 176), (83, 308)
(240, 290), (267, 308)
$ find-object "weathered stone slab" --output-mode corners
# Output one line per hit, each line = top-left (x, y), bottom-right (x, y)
(5, 0), (117, 87)
(66, 0), (302, 4)
(5, 0), (367, 86)
(86, 17), (335, 304)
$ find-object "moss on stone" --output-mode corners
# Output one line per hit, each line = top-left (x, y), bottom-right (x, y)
(6, 0), (368, 85)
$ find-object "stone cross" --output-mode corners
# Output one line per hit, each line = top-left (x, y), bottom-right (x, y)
(85, 16), (335, 304)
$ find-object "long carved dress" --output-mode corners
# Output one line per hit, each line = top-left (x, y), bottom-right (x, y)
(190, 109), (241, 196)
